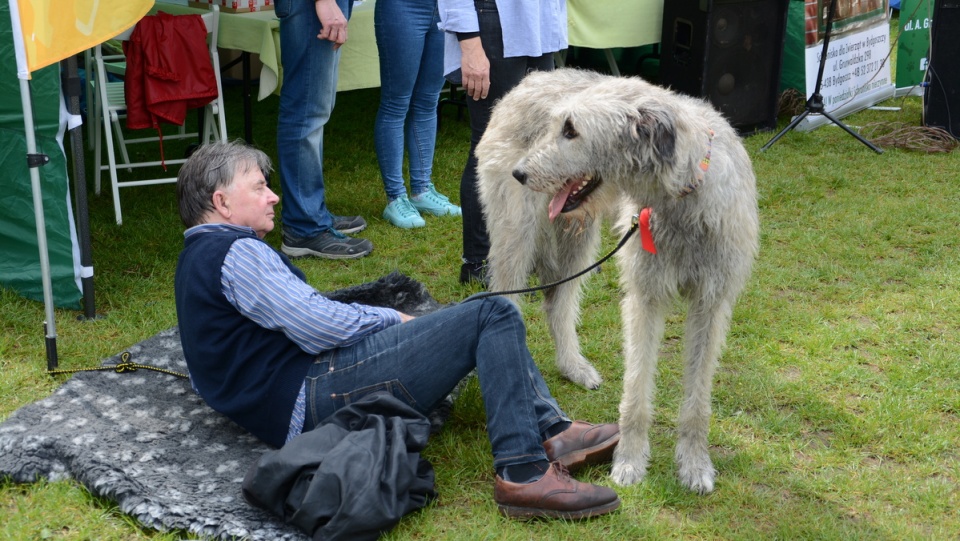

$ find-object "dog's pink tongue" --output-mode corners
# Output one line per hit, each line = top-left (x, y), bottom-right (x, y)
(548, 182), (576, 222)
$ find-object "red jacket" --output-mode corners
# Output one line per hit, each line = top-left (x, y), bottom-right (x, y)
(123, 11), (218, 131)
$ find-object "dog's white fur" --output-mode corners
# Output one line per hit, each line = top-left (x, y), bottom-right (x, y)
(476, 69), (759, 493)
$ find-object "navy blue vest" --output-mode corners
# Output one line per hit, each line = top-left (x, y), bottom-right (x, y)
(174, 229), (313, 447)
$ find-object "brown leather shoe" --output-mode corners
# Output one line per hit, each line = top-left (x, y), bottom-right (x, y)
(494, 462), (620, 519)
(543, 421), (620, 472)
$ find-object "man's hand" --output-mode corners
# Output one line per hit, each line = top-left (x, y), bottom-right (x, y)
(459, 37), (490, 101)
(315, 0), (348, 49)
(398, 312), (415, 323)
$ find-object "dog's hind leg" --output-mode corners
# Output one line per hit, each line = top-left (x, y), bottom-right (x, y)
(540, 221), (603, 389)
(610, 289), (669, 486)
(674, 295), (734, 494)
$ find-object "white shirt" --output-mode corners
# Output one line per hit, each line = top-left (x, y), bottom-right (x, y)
(437, 0), (568, 78)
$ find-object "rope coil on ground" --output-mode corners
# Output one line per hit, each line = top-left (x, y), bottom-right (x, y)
(47, 351), (189, 379)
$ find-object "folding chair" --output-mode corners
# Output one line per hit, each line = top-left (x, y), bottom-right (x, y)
(437, 81), (467, 131)
(92, 5), (227, 225)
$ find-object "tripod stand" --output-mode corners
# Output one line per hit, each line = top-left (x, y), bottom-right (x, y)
(761, 0), (883, 153)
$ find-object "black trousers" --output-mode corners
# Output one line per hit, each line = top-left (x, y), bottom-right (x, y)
(459, 0), (555, 263)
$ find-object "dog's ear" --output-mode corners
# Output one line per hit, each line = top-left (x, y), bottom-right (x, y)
(629, 108), (677, 171)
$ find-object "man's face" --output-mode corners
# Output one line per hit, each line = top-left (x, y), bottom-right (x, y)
(219, 166), (278, 238)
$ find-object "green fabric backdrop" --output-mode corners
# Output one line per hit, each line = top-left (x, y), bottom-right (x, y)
(1, 1), (82, 309)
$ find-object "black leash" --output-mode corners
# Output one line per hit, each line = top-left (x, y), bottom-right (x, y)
(46, 351), (189, 379)
(47, 217), (641, 377)
(464, 215), (640, 302)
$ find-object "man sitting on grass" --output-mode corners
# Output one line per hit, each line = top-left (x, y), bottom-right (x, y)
(173, 140), (621, 519)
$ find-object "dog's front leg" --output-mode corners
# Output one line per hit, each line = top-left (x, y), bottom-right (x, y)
(610, 291), (666, 486)
(542, 222), (604, 389)
(674, 296), (733, 494)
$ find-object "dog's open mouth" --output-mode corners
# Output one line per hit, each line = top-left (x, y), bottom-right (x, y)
(548, 174), (602, 222)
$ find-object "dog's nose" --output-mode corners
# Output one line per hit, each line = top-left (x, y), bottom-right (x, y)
(512, 169), (527, 184)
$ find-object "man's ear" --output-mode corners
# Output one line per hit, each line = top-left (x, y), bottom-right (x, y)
(211, 190), (231, 219)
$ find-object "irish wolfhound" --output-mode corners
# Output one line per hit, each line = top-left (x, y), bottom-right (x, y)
(476, 69), (759, 493)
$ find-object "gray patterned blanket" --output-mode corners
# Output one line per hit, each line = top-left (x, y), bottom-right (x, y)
(0, 273), (447, 540)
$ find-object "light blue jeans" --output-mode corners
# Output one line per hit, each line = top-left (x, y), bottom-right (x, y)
(303, 297), (570, 469)
(373, 0), (445, 200)
(275, 0), (354, 238)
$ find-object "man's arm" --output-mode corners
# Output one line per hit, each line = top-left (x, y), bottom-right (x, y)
(314, 0), (348, 49)
(438, 0), (489, 99)
(222, 238), (403, 354)
(458, 36), (490, 100)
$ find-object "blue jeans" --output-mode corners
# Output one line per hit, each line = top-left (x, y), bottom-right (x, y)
(303, 297), (569, 469)
(374, 0), (444, 200)
(460, 0), (555, 262)
(275, 0), (354, 238)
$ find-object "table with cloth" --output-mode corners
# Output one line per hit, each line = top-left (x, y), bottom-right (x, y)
(565, 0), (663, 75)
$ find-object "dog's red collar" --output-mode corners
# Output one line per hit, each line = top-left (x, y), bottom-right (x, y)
(641, 129), (714, 254)
(638, 208), (656, 254)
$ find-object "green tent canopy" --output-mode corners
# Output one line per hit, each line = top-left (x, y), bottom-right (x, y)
(1, 0), (83, 310)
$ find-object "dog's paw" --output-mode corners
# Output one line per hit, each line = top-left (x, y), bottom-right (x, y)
(610, 459), (647, 486)
(677, 461), (716, 494)
(562, 363), (603, 390)
(676, 439), (716, 494)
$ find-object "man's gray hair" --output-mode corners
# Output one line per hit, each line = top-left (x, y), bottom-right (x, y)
(176, 140), (274, 228)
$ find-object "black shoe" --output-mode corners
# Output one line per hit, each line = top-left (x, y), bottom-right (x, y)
(281, 229), (373, 259)
(459, 260), (488, 287)
(332, 214), (367, 234)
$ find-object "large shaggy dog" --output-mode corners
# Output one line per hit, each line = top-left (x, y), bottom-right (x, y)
(475, 69), (759, 493)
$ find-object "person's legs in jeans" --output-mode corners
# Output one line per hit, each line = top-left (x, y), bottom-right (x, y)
(374, 0), (445, 199)
(375, 0), (453, 228)
(406, 8), (444, 198)
(408, 10), (460, 217)
(303, 297), (621, 517)
(374, 0), (435, 201)
(303, 297), (567, 469)
(276, 0), (351, 239)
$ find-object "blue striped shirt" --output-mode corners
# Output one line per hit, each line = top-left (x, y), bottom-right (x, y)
(183, 223), (403, 442)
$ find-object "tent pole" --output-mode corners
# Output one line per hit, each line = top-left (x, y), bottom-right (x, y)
(62, 55), (97, 321)
(18, 76), (59, 370)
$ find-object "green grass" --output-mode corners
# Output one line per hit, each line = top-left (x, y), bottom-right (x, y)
(3, 51), (960, 539)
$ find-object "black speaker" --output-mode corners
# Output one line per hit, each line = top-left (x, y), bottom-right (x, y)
(659, 0), (790, 133)
(924, 0), (960, 138)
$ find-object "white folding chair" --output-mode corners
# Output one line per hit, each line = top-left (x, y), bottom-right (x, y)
(86, 41), (195, 156)
(92, 5), (227, 225)
(85, 42), (134, 152)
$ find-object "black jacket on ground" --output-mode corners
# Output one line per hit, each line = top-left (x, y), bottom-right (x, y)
(241, 392), (437, 540)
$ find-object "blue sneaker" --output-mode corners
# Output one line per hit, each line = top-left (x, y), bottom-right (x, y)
(383, 195), (426, 229)
(411, 185), (461, 217)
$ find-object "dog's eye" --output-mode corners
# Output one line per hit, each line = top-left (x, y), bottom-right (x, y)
(563, 119), (578, 140)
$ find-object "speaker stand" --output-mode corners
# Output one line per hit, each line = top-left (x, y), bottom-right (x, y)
(761, 0), (882, 154)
